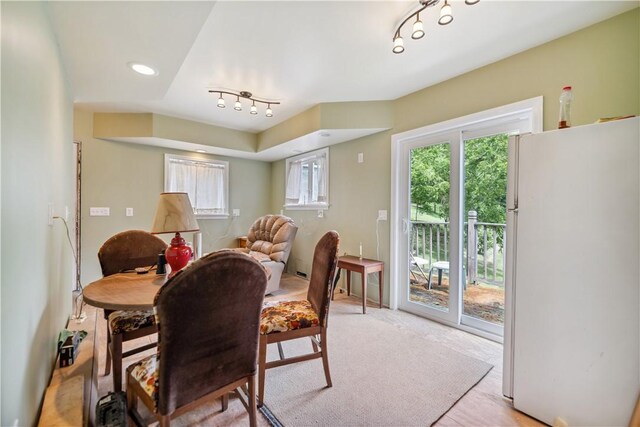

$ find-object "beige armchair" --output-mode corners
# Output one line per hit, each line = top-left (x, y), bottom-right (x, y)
(239, 215), (298, 294)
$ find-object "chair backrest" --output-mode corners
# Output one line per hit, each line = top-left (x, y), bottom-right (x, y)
(98, 230), (167, 276)
(246, 215), (298, 263)
(154, 250), (268, 415)
(306, 231), (340, 327)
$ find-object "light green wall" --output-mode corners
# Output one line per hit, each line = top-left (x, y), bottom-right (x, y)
(272, 8), (640, 305)
(257, 101), (394, 152)
(1, 2), (75, 425)
(394, 8), (640, 133)
(76, 110), (272, 285)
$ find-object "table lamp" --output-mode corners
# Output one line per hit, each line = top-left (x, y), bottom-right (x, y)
(151, 192), (199, 276)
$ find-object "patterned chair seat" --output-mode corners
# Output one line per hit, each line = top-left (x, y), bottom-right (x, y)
(108, 310), (155, 335)
(129, 354), (159, 408)
(260, 300), (319, 335)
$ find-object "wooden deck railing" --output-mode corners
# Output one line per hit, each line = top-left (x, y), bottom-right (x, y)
(410, 211), (506, 286)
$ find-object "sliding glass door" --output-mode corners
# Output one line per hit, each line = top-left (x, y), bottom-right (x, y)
(398, 131), (463, 325)
(391, 97), (542, 339)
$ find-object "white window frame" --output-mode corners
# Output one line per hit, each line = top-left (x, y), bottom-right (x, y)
(284, 147), (330, 210)
(164, 153), (229, 219)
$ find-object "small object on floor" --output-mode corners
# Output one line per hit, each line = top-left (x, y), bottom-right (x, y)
(58, 329), (87, 367)
(96, 392), (127, 427)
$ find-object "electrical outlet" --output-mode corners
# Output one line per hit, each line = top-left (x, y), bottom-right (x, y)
(64, 206), (70, 221)
(377, 210), (387, 221)
(232, 209), (240, 217)
(126, 207), (134, 217)
(89, 207), (110, 216)
(317, 209), (324, 218)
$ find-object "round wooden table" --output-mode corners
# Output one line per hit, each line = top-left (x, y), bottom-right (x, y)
(83, 272), (168, 311)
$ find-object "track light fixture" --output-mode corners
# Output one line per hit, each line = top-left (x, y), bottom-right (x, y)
(208, 89), (280, 117)
(393, 0), (479, 54)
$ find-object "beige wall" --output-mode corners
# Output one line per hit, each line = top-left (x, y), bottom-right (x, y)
(75, 110), (272, 285)
(271, 8), (640, 305)
(1, 2), (75, 425)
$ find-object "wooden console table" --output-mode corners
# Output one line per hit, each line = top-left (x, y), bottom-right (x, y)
(335, 255), (384, 314)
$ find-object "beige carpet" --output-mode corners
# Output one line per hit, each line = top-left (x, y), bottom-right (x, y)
(261, 303), (493, 427)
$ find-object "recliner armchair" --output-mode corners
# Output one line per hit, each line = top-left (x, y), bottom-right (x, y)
(238, 215), (297, 294)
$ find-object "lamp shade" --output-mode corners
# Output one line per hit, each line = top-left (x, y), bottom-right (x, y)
(151, 192), (199, 234)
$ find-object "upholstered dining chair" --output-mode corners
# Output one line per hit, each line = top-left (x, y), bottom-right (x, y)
(98, 230), (167, 392)
(126, 250), (268, 427)
(257, 230), (339, 406)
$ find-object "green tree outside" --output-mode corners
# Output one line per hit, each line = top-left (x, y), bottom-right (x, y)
(410, 134), (508, 231)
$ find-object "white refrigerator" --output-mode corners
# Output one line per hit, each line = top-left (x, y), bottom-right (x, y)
(502, 117), (640, 426)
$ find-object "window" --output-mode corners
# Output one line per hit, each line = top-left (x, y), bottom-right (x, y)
(164, 154), (229, 217)
(285, 148), (329, 209)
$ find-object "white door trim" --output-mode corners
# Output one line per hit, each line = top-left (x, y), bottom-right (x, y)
(390, 96), (543, 326)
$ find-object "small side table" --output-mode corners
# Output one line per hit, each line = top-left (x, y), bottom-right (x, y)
(237, 236), (248, 248)
(335, 255), (384, 314)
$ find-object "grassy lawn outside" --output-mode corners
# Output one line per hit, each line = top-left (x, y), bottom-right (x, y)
(410, 204), (444, 223)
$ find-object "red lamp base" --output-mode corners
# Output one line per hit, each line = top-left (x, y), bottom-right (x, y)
(165, 232), (192, 277)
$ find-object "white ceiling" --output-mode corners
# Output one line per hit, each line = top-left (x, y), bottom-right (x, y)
(48, 1), (637, 134)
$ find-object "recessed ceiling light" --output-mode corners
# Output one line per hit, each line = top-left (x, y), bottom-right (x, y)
(127, 62), (158, 76)
(195, 149), (206, 153)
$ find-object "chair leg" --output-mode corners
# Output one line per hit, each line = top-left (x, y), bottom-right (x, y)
(158, 415), (170, 427)
(277, 342), (285, 360)
(126, 380), (137, 412)
(221, 392), (229, 412)
(111, 333), (123, 392)
(104, 323), (111, 376)
(320, 329), (332, 388)
(257, 335), (267, 407)
(311, 336), (319, 353)
(248, 374), (258, 427)
(427, 267), (435, 290)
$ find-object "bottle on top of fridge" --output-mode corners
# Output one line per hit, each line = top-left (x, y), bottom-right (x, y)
(558, 86), (573, 129)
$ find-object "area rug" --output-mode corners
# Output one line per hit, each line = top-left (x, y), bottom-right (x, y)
(261, 307), (493, 426)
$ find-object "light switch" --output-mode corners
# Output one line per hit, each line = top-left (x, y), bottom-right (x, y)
(90, 207), (110, 216)
(126, 208), (134, 217)
(358, 152), (364, 163)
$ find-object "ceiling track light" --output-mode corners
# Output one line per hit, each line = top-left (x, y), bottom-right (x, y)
(392, 0), (479, 54)
(208, 89), (280, 117)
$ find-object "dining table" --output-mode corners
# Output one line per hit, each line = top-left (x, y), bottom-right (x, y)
(83, 271), (168, 311)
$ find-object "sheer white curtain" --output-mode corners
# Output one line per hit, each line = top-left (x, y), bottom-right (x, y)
(285, 161), (303, 205)
(285, 149), (329, 207)
(316, 155), (327, 203)
(168, 160), (197, 209)
(196, 165), (225, 211)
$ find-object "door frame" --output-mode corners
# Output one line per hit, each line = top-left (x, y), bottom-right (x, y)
(390, 97), (543, 340)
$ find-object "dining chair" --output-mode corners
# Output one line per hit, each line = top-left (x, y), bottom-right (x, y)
(98, 229), (167, 392)
(257, 230), (340, 406)
(126, 250), (268, 427)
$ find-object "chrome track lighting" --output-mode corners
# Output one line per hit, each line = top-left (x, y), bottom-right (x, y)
(208, 89), (280, 117)
(392, 0), (479, 54)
